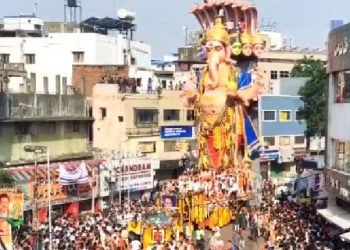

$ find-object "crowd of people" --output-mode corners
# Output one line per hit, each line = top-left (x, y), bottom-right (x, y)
(10, 172), (349, 250)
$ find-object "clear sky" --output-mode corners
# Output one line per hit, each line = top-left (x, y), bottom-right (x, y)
(2, 0), (350, 58)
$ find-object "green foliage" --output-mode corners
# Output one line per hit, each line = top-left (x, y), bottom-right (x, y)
(0, 171), (16, 187)
(291, 56), (327, 137)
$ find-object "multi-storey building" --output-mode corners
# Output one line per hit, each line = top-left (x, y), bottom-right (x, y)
(93, 84), (196, 182)
(0, 16), (153, 97)
(258, 95), (307, 181)
(0, 87), (95, 214)
(319, 22), (350, 243)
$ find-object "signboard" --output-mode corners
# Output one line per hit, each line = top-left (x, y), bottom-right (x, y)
(328, 23), (350, 72)
(138, 141), (156, 153)
(175, 141), (189, 152)
(0, 190), (24, 249)
(160, 126), (195, 139)
(104, 158), (159, 193)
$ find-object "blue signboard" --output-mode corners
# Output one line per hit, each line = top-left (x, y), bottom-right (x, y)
(160, 126), (194, 139)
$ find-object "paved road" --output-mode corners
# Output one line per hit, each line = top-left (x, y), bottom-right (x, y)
(204, 223), (265, 250)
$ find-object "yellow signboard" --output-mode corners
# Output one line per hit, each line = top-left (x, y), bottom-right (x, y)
(138, 142), (156, 153)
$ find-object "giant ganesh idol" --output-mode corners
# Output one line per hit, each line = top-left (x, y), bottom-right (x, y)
(182, 2), (266, 196)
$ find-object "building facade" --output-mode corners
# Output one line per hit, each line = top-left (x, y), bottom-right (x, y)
(258, 95), (307, 181)
(0, 17), (153, 96)
(92, 84), (196, 180)
(320, 22), (350, 238)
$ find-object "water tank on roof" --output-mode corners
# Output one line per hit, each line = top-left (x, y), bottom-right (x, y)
(67, 0), (78, 7)
(117, 9), (136, 20)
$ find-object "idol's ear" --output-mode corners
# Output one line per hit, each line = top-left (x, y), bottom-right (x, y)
(225, 44), (232, 63)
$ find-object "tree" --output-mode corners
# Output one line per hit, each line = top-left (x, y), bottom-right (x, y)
(0, 171), (16, 187)
(291, 56), (327, 137)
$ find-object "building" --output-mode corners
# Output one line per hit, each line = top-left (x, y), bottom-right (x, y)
(319, 22), (350, 243)
(258, 31), (327, 93)
(0, 90), (95, 214)
(258, 95), (307, 182)
(92, 84), (196, 181)
(0, 16), (153, 96)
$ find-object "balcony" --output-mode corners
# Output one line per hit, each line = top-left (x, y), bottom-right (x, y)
(126, 127), (160, 137)
(0, 93), (89, 121)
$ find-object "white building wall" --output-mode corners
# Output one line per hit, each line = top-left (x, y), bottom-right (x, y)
(0, 33), (151, 94)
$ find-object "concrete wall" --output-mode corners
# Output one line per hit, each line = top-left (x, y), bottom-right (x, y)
(0, 121), (89, 164)
(0, 93), (87, 119)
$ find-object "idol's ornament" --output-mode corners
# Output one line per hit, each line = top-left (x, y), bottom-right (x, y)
(182, 1), (266, 184)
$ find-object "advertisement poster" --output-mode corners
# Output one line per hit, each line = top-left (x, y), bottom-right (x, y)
(0, 190), (24, 249)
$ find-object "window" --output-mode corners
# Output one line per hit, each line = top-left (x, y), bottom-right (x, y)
(118, 116), (124, 122)
(73, 122), (81, 132)
(134, 109), (158, 127)
(25, 54), (36, 64)
(188, 139), (197, 150)
(294, 136), (305, 144)
(43, 77), (49, 94)
(279, 71), (290, 78)
(164, 140), (177, 152)
(100, 107), (107, 119)
(264, 137), (275, 146)
(263, 111), (276, 121)
(335, 140), (350, 173)
(164, 109), (180, 121)
(40, 122), (56, 134)
(279, 111), (292, 121)
(73, 51), (84, 63)
(336, 71), (350, 103)
(270, 70), (278, 80)
(187, 110), (196, 121)
(15, 123), (30, 135)
(279, 136), (291, 146)
(295, 111), (303, 121)
(0, 54), (9, 63)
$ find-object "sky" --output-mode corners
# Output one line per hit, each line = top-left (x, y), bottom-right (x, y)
(1, 0), (350, 58)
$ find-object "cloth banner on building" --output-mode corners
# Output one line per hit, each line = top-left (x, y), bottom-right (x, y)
(59, 161), (90, 185)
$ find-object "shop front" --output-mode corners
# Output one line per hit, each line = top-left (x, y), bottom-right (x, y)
(6, 159), (101, 222)
(259, 150), (281, 180)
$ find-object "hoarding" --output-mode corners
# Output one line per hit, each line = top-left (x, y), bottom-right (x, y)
(160, 126), (195, 139)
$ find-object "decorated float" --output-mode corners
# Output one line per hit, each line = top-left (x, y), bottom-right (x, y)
(182, 0), (265, 192)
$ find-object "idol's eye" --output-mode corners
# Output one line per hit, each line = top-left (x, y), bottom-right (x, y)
(214, 46), (223, 51)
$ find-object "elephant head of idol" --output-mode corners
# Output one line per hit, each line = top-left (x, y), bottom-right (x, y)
(204, 18), (231, 85)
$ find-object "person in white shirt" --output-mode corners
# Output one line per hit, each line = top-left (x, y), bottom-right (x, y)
(130, 239), (141, 250)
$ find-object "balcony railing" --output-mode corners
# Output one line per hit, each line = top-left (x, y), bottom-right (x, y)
(126, 127), (160, 136)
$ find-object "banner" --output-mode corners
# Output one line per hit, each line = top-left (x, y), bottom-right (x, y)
(112, 158), (158, 192)
(59, 161), (90, 185)
(0, 190), (24, 249)
(160, 126), (195, 139)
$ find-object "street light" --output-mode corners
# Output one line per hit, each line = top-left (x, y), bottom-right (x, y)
(23, 145), (52, 250)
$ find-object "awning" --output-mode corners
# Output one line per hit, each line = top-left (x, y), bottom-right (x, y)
(317, 206), (350, 230)
(340, 232), (350, 242)
(5, 159), (103, 184)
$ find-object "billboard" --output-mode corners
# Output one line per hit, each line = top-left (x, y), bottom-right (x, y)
(160, 126), (195, 139)
(0, 190), (24, 249)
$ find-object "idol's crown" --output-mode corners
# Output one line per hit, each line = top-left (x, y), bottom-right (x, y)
(205, 18), (230, 45)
